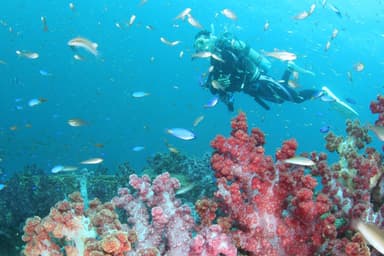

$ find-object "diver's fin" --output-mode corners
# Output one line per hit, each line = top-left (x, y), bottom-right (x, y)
(321, 86), (359, 116)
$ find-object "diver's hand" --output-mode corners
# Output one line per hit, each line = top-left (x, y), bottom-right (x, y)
(228, 103), (234, 112)
(222, 93), (234, 112)
(228, 98), (234, 112)
(217, 74), (231, 88)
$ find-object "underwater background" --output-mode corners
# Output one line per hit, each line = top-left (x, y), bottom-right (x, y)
(1, 0), (384, 254)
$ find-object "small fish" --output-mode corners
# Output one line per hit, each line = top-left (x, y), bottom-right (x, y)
(327, 3), (342, 17)
(132, 146), (145, 152)
(204, 96), (219, 108)
(51, 165), (78, 173)
(145, 24), (154, 30)
(132, 91), (150, 98)
(68, 37), (99, 56)
(211, 53), (225, 62)
(175, 8), (192, 20)
(354, 62), (364, 72)
(51, 165), (64, 173)
(80, 157), (104, 164)
(321, 0), (327, 8)
(168, 146), (179, 154)
(347, 71), (353, 82)
(331, 28), (339, 40)
(324, 40), (331, 51)
(28, 98), (41, 107)
(368, 125), (384, 142)
(308, 4), (316, 15)
(128, 14), (136, 26)
(73, 54), (85, 61)
(263, 20), (270, 31)
(176, 183), (195, 195)
(160, 37), (181, 46)
(186, 14), (203, 29)
(193, 115), (204, 127)
(221, 8), (237, 20)
(28, 98), (47, 107)
(39, 69), (52, 76)
(283, 156), (315, 166)
(294, 11), (309, 20)
(94, 143), (104, 148)
(0, 59), (7, 65)
(167, 128), (196, 140)
(41, 16), (48, 32)
(192, 51), (213, 60)
(179, 51), (184, 58)
(352, 219), (384, 254)
(68, 118), (87, 127)
(69, 2), (75, 11)
(16, 50), (39, 59)
(211, 80), (226, 91)
(263, 51), (297, 61)
(319, 125), (330, 133)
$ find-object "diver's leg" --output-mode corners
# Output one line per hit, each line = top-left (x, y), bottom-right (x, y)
(259, 75), (293, 102)
(280, 69), (292, 85)
(244, 82), (271, 110)
(253, 95), (270, 110)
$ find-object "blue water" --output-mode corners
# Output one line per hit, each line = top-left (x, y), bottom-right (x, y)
(1, 0), (383, 176)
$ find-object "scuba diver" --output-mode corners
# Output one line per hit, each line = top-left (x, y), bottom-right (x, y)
(193, 30), (320, 111)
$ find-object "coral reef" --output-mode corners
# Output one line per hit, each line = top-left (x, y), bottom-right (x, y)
(0, 163), (133, 254)
(22, 192), (132, 255)
(18, 95), (384, 255)
(209, 112), (335, 255)
(146, 152), (216, 201)
(370, 94), (384, 126)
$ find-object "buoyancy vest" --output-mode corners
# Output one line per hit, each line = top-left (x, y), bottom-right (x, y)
(210, 33), (258, 91)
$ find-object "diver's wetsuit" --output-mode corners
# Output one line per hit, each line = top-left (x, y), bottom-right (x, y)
(205, 32), (318, 111)
(244, 69), (318, 110)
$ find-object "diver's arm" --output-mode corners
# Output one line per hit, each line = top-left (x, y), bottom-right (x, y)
(219, 91), (234, 111)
